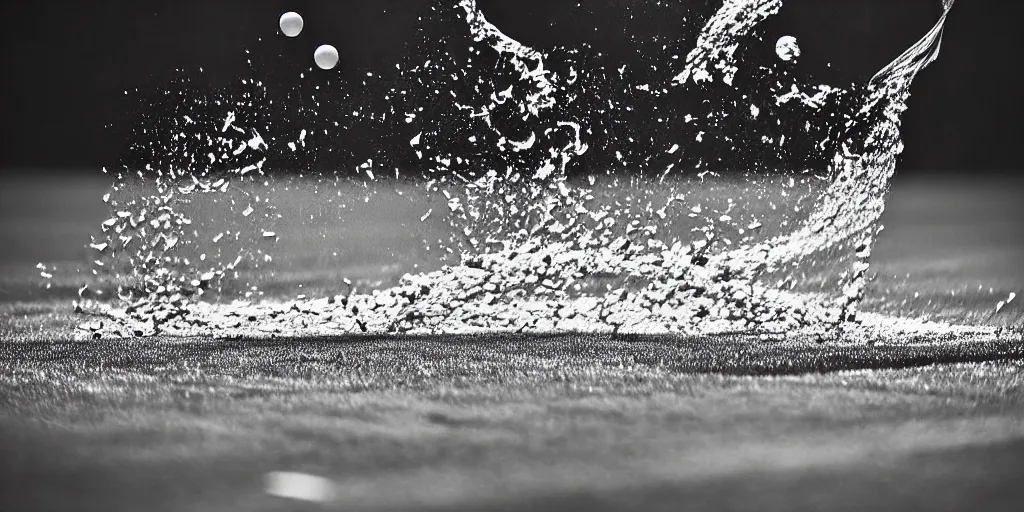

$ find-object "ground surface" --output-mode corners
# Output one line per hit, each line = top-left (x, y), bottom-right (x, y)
(1, 172), (1022, 511)
(2, 334), (1024, 511)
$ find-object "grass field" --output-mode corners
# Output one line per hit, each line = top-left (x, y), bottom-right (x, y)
(1, 171), (1023, 510)
(2, 335), (1023, 511)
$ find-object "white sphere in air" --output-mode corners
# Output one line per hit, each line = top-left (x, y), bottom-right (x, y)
(314, 45), (340, 70)
(775, 35), (801, 62)
(279, 12), (304, 37)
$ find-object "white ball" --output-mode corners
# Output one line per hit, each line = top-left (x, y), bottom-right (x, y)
(775, 35), (801, 62)
(314, 45), (340, 70)
(279, 12), (304, 37)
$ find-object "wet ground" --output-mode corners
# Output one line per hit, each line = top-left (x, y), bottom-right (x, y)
(1, 333), (1023, 511)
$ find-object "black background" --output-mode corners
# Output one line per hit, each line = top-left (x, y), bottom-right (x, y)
(1, 0), (1020, 174)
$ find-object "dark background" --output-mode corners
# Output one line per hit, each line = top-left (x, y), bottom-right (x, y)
(0, 0), (1020, 174)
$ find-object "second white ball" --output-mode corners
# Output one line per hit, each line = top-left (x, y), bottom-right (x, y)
(314, 45), (339, 70)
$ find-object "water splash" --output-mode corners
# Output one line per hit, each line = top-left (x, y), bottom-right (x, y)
(77, 0), (968, 341)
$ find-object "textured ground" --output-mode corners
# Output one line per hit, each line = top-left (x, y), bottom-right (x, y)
(1, 332), (1023, 511)
(1, 172), (1022, 510)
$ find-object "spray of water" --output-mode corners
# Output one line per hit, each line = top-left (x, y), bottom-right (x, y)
(75, 0), (976, 341)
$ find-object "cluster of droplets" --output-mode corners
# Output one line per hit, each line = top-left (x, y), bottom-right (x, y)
(78, 0), (959, 339)
(76, 79), (283, 328)
(397, 0), (863, 260)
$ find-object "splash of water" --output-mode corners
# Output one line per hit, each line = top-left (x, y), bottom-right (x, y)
(77, 0), (966, 340)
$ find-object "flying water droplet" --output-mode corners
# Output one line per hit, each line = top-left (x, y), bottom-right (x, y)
(775, 35), (800, 62)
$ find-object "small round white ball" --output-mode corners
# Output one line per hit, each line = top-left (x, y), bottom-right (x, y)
(775, 35), (801, 62)
(314, 45), (340, 70)
(279, 12), (304, 38)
